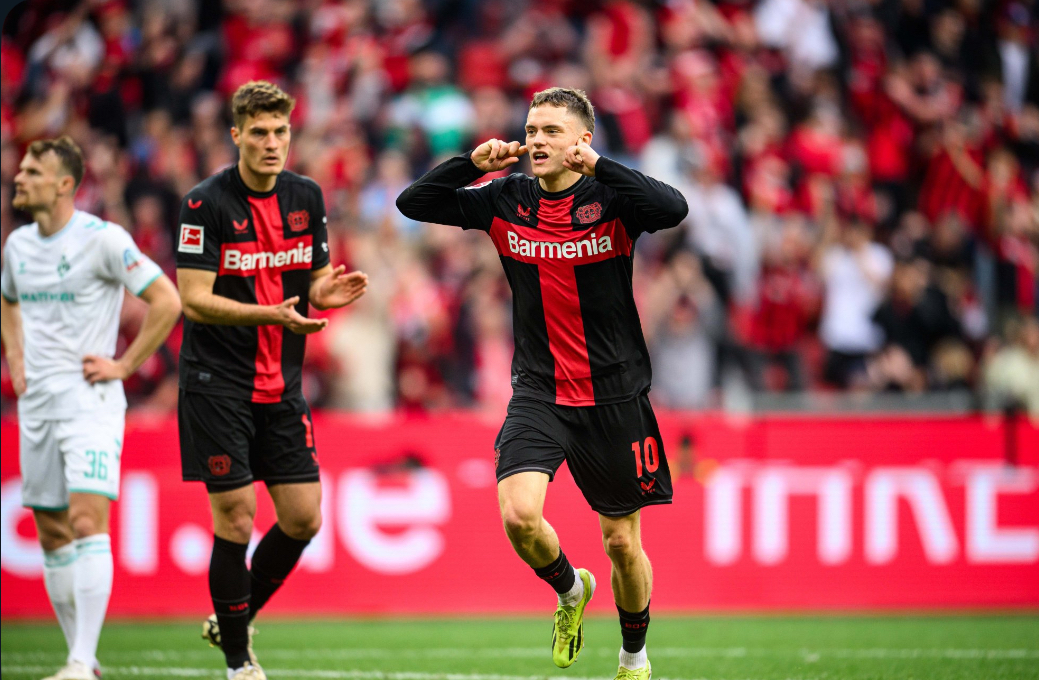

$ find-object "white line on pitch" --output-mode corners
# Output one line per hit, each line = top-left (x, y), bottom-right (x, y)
(2, 646), (1037, 664)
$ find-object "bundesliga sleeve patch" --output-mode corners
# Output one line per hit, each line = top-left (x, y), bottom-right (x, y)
(179, 224), (204, 254)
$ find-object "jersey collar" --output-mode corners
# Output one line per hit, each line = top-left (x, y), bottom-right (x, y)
(34, 210), (81, 242)
(534, 174), (587, 201)
(233, 164), (281, 198)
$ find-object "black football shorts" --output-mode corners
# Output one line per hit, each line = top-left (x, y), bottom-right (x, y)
(179, 390), (320, 492)
(494, 391), (673, 517)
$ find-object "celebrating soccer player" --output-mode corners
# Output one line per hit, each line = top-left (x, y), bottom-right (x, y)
(175, 81), (367, 680)
(1, 137), (182, 680)
(397, 87), (687, 679)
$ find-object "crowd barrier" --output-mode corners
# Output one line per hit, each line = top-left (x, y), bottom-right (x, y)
(2, 412), (1037, 617)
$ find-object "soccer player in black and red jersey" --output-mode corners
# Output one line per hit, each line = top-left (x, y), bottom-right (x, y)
(397, 87), (687, 680)
(175, 81), (367, 680)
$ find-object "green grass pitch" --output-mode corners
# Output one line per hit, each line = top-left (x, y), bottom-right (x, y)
(2, 614), (1037, 679)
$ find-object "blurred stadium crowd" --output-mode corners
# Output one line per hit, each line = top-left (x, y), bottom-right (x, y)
(1, 0), (1038, 416)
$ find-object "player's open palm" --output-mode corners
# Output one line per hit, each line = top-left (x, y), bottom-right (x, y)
(472, 139), (528, 172)
(275, 296), (328, 334)
(563, 141), (599, 176)
(318, 266), (368, 309)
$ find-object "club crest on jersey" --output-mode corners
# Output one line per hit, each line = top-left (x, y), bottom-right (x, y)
(57, 254), (70, 278)
(179, 224), (204, 253)
(576, 202), (602, 224)
(287, 210), (310, 232)
(233, 218), (249, 233)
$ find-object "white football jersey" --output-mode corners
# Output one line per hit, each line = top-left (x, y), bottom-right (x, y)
(1, 210), (163, 420)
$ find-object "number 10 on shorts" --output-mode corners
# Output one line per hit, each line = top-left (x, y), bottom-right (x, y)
(631, 437), (659, 478)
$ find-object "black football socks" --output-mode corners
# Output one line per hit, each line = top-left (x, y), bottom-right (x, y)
(618, 602), (650, 652)
(210, 536), (251, 669)
(249, 523), (311, 619)
(533, 548), (577, 595)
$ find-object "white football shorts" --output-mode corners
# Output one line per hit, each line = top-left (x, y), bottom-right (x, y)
(19, 409), (126, 509)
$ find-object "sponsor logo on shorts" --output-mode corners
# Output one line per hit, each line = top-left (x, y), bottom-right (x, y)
(494, 448), (501, 470)
(179, 224), (204, 253)
(208, 454), (232, 477)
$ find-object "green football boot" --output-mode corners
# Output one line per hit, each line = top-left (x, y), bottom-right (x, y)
(550, 568), (596, 668)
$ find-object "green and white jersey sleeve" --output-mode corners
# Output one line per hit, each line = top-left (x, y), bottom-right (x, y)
(1, 241), (17, 302)
(5, 211), (163, 420)
(96, 220), (163, 296)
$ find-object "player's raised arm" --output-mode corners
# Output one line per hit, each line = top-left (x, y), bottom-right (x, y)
(396, 139), (525, 228)
(583, 143), (688, 234)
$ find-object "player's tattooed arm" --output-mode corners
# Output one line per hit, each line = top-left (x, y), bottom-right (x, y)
(0, 296), (26, 396)
(309, 264), (368, 310)
(83, 275), (182, 384)
(177, 268), (328, 334)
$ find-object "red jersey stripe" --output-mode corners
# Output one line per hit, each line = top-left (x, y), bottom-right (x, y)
(249, 195), (287, 403)
(538, 194), (593, 405)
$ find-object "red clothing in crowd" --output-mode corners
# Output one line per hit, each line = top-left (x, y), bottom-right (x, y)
(750, 266), (817, 351)
(918, 147), (987, 231)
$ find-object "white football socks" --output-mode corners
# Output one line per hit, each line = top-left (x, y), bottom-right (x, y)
(619, 645), (648, 670)
(69, 534), (113, 669)
(558, 570), (584, 606)
(43, 543), (78, 658)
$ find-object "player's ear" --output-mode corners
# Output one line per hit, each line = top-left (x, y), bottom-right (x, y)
(230, 126), (241, 147)
(581, 129), (593, 146)
(57, 173), (76, 197)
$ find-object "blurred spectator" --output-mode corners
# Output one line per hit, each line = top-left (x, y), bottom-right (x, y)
(747, 218), (818, 391)
(644, 251), (723, 409)
(681, 146), (756, 305)
(386, 50), (474, 157)
(983, 315), (1039, 418)
(817, 218), (894, 389)
(872, 256), (963, 383)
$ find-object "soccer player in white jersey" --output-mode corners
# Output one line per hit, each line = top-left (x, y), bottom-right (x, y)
(0, 137), (182, 680)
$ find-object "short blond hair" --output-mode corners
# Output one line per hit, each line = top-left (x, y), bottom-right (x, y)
(530, 87), (595, 133)
(231, 81), (296, 129)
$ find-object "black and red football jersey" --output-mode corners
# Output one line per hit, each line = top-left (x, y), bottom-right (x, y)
(397, 153), (688, 406)
(176, 165), (330, 403)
